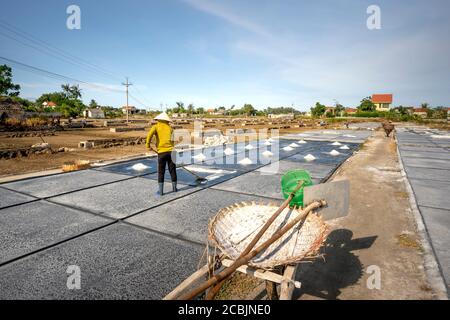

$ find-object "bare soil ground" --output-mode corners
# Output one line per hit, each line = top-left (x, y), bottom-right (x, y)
(0, 128), (150, 176)
(0, 123), (333, 177)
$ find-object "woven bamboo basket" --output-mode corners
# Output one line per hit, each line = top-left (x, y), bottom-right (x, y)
(208, 201), (329, 269)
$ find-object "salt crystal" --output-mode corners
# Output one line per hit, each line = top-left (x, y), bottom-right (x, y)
(193, 153), (206, 161)
(304, 154), (316, 161)
(131, 163), (149, 171)
(262, 151), (273, 158)
(331, 142), (342, 146)
(330, 150), (340, 156)
(340, 145), (350, 150)
(298, 140), (307, 144)
(238, 157), (253, 165)
(283, 146), (294, 151)
(264, 141), (272, 146)
(245, 144), (254, 150)
(289, 143), (299, 148)
(224, 148), (235, 155)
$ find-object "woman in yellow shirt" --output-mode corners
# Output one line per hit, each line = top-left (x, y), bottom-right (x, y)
(146, 112), (177, 195)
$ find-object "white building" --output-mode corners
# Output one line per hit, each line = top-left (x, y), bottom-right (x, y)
(83, 108), (105, 119)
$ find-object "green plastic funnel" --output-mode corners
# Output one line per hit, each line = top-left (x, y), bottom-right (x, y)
(281, 169), (314, 207)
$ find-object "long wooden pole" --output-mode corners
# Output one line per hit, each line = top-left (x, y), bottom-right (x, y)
(177, 200), (325, 300)
(205, 181), (304, 300)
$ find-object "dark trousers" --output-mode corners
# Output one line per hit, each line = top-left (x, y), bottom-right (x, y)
(158, 151), (177, 183)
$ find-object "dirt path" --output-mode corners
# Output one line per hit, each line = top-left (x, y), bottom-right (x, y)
(294, 130), (437, 299)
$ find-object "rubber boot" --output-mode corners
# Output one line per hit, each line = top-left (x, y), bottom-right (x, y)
(156, 182), (164, 196)
(172, 181), (178, 193)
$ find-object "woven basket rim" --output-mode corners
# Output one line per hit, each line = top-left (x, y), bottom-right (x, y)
(208, 201), (329, 269)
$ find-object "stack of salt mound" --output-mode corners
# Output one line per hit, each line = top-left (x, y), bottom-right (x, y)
(131, 163), (149, 171)
(224, 147), (235, 155)
(262, 150), (273, 158)
(238, 158), (253, 165)
(193, 153), (207, 161)
(329, 150), (340, 156)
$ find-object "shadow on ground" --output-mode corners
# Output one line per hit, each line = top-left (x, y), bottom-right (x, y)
(293, 229), (377, 300)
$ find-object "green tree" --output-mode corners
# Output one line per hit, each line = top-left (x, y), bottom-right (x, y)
(395, 105), (409, 116)
(187, 103), (194, 115)
(61, 84), (82, 100)
(310, 102), (326, 117)
(0, 64), (20, 97)
(433, 106), (447, 119)
(335, 103), (345, 116)
(196, 107), (205, 115)
(358, 97), (376, 112)
(421, 102), (429, 109)
(174, 101), (185, 113)
(89, 99), (99, 108)
(242, 104), (256, 116)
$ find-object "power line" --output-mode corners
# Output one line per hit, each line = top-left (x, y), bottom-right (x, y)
(0, 19), (123, 81)
(0, 55), (123, 94)
(0, 20), (154, 108)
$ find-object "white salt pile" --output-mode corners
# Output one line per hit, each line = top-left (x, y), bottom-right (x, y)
(330, 150), (340, 156)
(264, 141), (272, 146)
(283, 146), (294, 151)
(238, 157), (253, 165)
(224, 148), (235, 155)
(298, 140), (307, 144)
(268, 138), (274, 142)
(262, 151), (273, 158)
(304, 154), (316, 161)
(245, 144), (254, 150)
(131, 163), (149, 171)
(192, 153), (207, 161)
(289, 143), (299, 148)
(340, 145), (350, 150)
(331, 141), (342, 146)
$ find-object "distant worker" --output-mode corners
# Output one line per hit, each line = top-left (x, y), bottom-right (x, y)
(146, 112), (177, 196)
(382, 121), (395, 137)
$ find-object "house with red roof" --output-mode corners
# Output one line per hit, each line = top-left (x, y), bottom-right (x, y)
(372, 94), (393, 111)
(42, 101), (58, 109)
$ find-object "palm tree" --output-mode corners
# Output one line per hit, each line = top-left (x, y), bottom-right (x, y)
(421, 103), (429, 109)
(187, 103), (194, 115)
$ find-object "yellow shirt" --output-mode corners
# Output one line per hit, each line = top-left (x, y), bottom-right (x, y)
(146, 121), (174, 153)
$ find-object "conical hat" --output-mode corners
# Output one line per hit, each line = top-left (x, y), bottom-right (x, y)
(154, 112), (171, 122)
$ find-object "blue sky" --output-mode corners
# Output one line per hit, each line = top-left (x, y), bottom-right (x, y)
(0, 0), (449, 111)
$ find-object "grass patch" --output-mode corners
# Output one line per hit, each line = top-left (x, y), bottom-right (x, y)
(214, 272), (262, 300)
(393, 191), (409, 199)
(397, 233), (423, 252)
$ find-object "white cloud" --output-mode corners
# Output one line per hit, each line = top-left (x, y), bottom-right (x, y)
(181, 0), (271, 38)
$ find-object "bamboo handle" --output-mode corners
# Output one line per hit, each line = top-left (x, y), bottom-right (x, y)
(178, 200), (325, 300)
(205, 181), (304, 300)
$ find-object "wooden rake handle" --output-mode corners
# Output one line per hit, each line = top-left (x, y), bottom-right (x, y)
(178, 199), (325, 300)
(205, 180), (305, 299)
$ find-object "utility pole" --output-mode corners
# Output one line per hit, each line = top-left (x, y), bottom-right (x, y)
(122, 77), (133, 123)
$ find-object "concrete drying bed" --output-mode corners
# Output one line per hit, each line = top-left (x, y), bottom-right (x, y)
(0, 130), (370, 299)
(396, 127), (450, 290)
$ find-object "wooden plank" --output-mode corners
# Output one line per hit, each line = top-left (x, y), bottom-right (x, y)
(221, 259), (285, 284)
(163, 264), (209, 300)
(279, 264), (299, 300)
